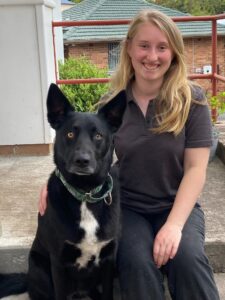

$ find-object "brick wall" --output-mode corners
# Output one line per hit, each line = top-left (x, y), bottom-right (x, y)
(65, 36), (225, 93)
(66, 42), (108, 69)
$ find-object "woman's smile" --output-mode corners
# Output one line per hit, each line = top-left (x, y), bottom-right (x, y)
(142, 62), (160, 71)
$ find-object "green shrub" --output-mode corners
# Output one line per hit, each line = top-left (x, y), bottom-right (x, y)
(208, 91), (225, 123)
(58, 56), (109, 112)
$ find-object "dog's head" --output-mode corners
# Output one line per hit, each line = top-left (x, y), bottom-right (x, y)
(47, 84), (126, 179)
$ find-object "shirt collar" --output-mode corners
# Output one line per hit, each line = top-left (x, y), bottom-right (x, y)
(125, 79), (158, 105)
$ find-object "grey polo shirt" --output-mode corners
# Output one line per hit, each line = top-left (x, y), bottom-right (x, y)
(114, 85), (212, 214)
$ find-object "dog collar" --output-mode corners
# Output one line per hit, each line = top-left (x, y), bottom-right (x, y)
(55, 168), (113, 205)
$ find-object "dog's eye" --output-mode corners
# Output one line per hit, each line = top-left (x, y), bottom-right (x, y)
(95, 133), (103, 140)
(67, 132), (74, 139)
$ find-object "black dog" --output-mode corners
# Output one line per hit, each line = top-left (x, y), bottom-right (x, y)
(0, 84), (126, 300)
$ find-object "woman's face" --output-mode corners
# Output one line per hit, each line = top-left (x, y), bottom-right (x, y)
(127, 22), (174, 86)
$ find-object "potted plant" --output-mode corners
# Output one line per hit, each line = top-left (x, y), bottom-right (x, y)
(208, 91), (225, 161)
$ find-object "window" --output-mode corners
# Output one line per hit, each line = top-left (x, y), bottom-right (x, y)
(108, 42), (120, 72)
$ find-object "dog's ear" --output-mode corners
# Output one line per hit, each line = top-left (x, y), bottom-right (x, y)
(47, 83), (74, 129)
(98, 90), (127, 132)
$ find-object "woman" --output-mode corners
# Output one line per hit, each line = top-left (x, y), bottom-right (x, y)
(40, 10), (220, 300)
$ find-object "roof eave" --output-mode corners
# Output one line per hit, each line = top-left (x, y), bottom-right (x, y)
(183, 32), (225, 38)
(64, 33), (225, 44)
(64, 37), (123, 44)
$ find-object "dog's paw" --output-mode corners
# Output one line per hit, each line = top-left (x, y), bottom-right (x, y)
(0, 293), (30, 300)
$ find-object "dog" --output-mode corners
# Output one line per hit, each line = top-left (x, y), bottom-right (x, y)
(0, 83), (126, 300)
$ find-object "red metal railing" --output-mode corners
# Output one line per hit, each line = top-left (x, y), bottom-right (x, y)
(52, 14), (225, 96)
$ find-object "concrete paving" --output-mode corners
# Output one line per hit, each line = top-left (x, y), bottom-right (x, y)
(0, 149), (225, 298)
(0, 155), (54, 249)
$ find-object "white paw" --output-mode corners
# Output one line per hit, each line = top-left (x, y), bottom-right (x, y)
(0, 293), (30, 300)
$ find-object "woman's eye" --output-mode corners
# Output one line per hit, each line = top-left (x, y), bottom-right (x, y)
(159, 44), (169, 51)
(67, 132), (74, 139)
(95, 133), (103, 140)
(140, 44), (148, 48)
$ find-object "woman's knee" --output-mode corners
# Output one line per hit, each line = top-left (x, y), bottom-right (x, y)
(117, 241), (155, 273)
(117, 244), (164, 297)
(169, 240), (207, 274)
(118, 209), (155, 271)
(166, 238), (219, 300)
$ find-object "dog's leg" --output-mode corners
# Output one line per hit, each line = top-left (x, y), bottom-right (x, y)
(28, 249), (54, 300)
(50, 264), (69, 300)
(89, 288), (102, 300)
(101, 260), (114, 300)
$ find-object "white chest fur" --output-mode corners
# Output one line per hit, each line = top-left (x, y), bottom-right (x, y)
(75, 202), (110, 269)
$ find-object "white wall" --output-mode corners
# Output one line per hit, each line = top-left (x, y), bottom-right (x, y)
(0, 0), (63, 146)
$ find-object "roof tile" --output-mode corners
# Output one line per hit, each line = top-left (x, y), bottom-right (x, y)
(62, 0), (225, 42)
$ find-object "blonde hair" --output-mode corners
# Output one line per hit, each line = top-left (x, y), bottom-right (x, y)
(107, 9), (201, 135)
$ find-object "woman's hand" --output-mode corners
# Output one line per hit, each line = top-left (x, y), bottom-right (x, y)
(39, 184), (48, 216)
(153, 222), (182, 268)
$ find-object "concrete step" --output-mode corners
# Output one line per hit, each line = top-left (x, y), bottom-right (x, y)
(0, 271), (225, 300)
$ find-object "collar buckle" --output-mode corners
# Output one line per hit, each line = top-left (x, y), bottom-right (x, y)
(84, 192), (92, 201)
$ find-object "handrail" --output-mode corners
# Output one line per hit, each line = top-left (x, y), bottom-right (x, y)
(52, 14), (225, 95)
(53, 20), (130, 27)
(214, 74), (225, 82)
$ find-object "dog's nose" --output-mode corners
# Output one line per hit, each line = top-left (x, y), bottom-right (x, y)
(75, 153), (90, 167)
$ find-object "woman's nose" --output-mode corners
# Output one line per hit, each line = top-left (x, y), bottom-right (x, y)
(146, 48), (158, 60)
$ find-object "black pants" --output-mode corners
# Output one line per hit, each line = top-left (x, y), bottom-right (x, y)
(117, 206), (220, 300)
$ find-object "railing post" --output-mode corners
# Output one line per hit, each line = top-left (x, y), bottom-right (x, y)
(212, 19), (217, 96)
(52, 24), (58, 83)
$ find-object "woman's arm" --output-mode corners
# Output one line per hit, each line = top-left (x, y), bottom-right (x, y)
(153, 147), (210, 268)
(39, 184), (48, 216)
